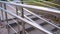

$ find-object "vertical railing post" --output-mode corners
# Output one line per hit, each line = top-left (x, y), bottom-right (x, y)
(16, 6), (20, 34)
(0, 2), (4, 28)
(0, 2), (4, 21)
(4, 3), (9, 34)
(20, 0), (26, 34)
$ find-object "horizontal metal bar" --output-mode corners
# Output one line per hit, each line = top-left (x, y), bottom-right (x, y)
(7, 23), (18, 34)
(0, 1), (60, 14)
(6, 5), (60, 34)
(6, 5), (60, 33)
(0, 7), (53, 34)
(24, 8), (60, 29)
(7, 3), (60, 29)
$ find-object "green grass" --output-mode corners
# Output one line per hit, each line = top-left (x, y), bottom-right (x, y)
(10, 0), (13, 1)
(24, 0), (60, 9)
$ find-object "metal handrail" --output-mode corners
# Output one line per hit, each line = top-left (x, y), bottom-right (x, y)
(0, 7), (53, 34)
(24, 8), (60, 29)
(0, 1), (60, 13)
(0, 1), (60, 34)
(10, 0), (59, 9)
(7, 5), (60, 29)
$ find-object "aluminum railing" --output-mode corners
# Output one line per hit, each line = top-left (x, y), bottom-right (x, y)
(0, 1), (60, 34)
(0, 5), (53, 34)
(3, 1), (60, 29)
(0, 1), (60, 13)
